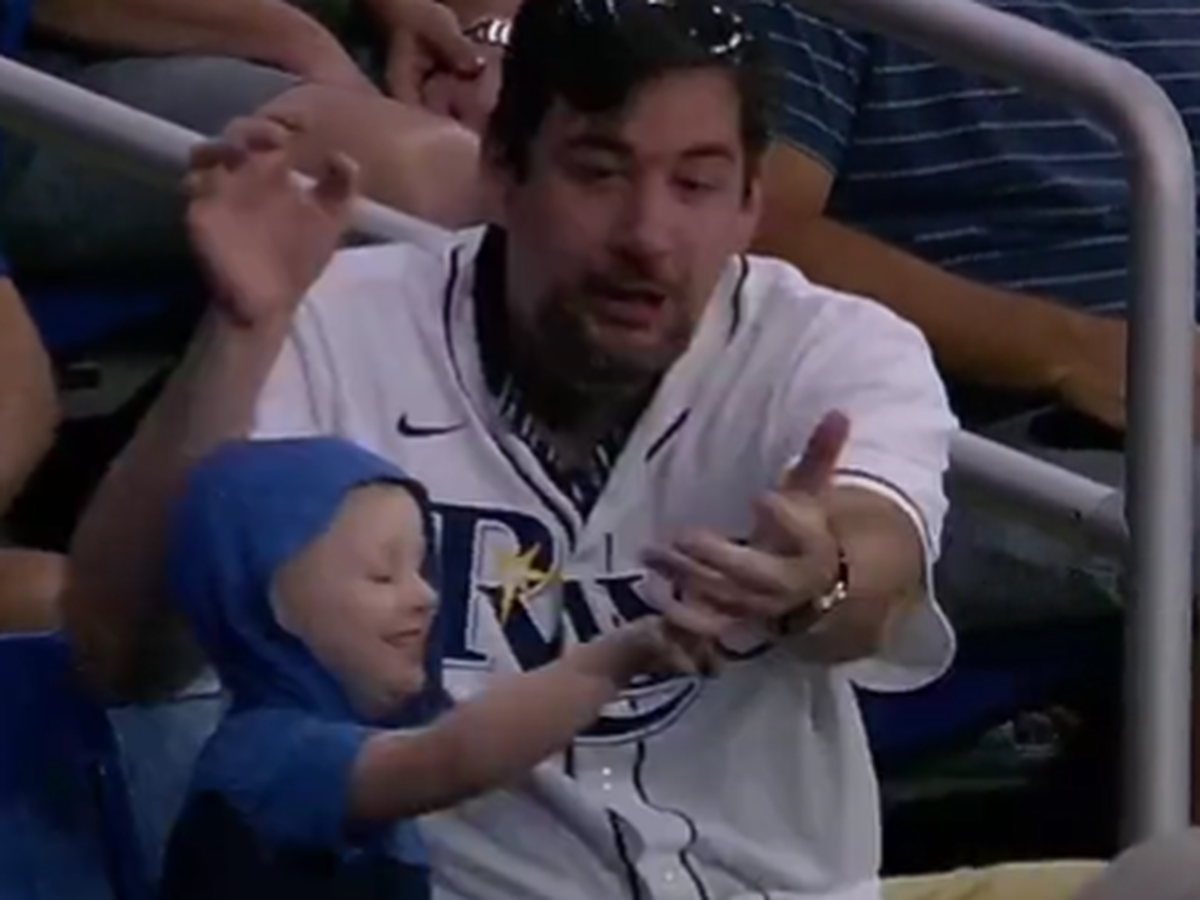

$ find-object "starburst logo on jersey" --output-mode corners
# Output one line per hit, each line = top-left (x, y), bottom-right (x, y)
(492, 546), (561, 624)
(430, 502), (770, 743)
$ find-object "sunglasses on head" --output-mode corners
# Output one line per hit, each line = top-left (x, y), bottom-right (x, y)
(560, 0), (754, 58)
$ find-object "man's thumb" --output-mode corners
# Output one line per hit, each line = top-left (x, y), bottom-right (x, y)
(781, 410), (850, 495)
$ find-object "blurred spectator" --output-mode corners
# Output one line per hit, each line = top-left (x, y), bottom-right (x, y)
(0, 264), (56, 509)
(0, 0), (484, 278)
(743, 0), (1197, 437)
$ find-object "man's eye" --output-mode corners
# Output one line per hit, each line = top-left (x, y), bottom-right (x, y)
(678, 178), (717, 194)
(571, 161), (621, 182)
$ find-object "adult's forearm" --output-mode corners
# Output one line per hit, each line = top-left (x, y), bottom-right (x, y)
(62, 315), (288, 700)
(32, 0), (341, 75)
(753, 215), (1082, 395)
(0, 286), (58, 515)
(798, 486), (928, 662)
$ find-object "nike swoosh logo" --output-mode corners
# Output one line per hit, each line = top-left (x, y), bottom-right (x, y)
(397, 414), (467, 438)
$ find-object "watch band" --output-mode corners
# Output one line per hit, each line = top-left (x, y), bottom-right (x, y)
(778, 547), (850, 636)
(463, 15), (513, 48)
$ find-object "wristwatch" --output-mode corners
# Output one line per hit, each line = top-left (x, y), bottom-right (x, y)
(778, 547), (850, 636)
(463, 15), (513, 49)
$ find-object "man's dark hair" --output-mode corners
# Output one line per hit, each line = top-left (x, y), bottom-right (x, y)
(486, 0), (777, 182)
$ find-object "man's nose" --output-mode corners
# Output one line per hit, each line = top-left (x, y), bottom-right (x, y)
(613, 180), (675, 262)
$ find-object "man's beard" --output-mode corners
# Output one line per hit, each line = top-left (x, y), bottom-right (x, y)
(530, 288), (689, 391)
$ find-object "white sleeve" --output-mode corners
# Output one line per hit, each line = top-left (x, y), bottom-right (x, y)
(252, 303), (338, 440)
(772, 298), (959, 693)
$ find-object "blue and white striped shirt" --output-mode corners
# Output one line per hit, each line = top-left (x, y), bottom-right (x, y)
(741, 0), (1200, 315)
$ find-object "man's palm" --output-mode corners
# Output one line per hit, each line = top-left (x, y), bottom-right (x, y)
(185, 118), (359, 328)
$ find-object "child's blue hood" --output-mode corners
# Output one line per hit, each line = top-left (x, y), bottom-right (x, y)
(167, 437), (445, 726)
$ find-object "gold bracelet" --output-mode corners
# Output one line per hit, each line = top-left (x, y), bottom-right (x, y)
(778, 548), (850, 637)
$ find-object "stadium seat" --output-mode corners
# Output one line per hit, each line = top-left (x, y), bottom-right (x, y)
(0, 632), (150, 900)
(860, 616), (1118, 769)
(24, 276), (203, 362)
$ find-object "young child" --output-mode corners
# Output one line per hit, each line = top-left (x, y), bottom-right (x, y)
(157, 436), (713, 900)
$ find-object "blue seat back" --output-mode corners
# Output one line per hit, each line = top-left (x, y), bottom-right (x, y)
(0, 632), (149, 900)
(0, 0), (31, 56)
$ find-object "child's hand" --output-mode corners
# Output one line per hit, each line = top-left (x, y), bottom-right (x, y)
(638, 617), (724, 679)
(580, 595), (731, 685)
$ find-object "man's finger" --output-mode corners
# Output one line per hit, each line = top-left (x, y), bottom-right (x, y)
(781, 410), (850, 495)
(644, 579), (737, 638)
(754, 492), (836, 558)
(643, 547), (773, 617)
(224, 116), (292, 156)
(418, 5), (486, 75)
(671, 533), (792, 596)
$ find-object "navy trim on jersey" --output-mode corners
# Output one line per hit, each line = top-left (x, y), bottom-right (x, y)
(645, 410), (690, 463)
(835, 467), (931, 546)
(472, 228), (646, 519)
(440, 240), (580, 545)
(441, 245), (465, 383)
(726, 255), (749, 343)
(607, 811), (647, 900)
(630, 741), (711, 900)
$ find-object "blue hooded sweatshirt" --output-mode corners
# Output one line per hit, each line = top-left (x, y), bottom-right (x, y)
(158, 437), (447, 900)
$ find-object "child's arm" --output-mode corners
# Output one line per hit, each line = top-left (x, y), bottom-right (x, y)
(348, 618), (685, 822)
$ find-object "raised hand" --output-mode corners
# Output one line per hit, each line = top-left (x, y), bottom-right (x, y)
(642, 411), (852, 629)
(184, 114), (360, 330)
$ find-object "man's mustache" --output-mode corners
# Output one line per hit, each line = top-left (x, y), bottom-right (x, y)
(581, 271), (673, 297)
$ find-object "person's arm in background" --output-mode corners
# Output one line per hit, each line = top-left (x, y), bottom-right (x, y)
(0, 270), (57, 515)
(0, 265), (65, 635)
(31, 0), (372, 92)
(749, 9), (1139, 431)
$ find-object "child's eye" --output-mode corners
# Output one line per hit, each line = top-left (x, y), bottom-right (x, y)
(370, 573), (394, 585)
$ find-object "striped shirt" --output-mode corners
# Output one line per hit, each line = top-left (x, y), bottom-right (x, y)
(740, 0), (1200, 316)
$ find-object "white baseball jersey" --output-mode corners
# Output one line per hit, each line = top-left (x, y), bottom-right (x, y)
(252, 230), (958, 900)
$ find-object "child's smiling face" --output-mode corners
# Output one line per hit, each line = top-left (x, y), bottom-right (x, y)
(273, 483), (437, 719)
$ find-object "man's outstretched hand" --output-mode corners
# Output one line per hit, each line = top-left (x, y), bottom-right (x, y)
(643, 411), (852, 631)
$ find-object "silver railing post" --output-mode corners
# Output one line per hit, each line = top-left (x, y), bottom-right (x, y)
(794, 0), (1196, 840)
